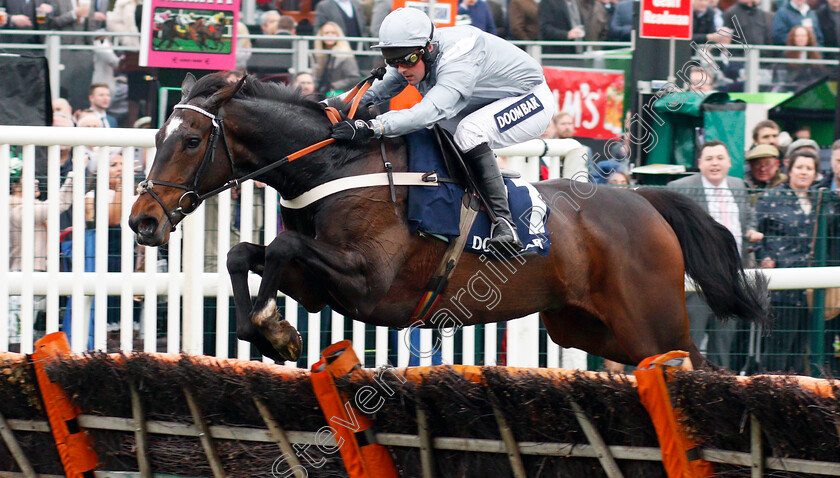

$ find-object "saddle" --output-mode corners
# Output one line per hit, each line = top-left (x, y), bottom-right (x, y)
(430, 124), (521, 192)
(404, 127), (550, 325)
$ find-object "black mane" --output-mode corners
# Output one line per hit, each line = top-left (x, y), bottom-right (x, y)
(184, 72), (329, 115)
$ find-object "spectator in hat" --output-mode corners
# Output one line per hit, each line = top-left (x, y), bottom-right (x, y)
(783, 137), (819, 172)
(745, 144), (786, 190)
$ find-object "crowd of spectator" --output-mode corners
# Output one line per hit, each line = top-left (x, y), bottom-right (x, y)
(656, 119), (840, 374)
(3, 0), (837, 124)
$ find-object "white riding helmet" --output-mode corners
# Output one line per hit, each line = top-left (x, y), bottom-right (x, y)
(371, 8), (434, 51)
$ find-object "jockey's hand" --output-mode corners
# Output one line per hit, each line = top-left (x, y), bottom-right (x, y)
(331, 119), (375, 143)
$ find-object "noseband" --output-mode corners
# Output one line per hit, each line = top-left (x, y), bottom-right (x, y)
(136, 103), (236, 230)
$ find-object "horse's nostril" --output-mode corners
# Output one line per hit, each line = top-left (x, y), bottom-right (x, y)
(136, 217), (158, 237)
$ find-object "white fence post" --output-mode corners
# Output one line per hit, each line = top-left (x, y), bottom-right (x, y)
(506, 314), (540, 368)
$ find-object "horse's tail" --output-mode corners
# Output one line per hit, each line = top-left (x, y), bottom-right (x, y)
(635, 187), (771, 328)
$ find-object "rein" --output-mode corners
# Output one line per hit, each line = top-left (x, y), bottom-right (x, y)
(136, 70), (383, 230)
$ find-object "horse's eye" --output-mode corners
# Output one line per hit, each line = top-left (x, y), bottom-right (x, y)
(186, 138), (202, 149)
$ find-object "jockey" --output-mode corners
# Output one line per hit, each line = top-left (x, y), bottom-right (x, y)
(207, 11), (225, 26)
(176, 11), (195, 27)
(154, 10), (171, 25)
(330, 7), (555, 251)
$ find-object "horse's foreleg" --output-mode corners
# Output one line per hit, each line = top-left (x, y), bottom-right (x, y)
(226, 241), (296, 361)
(250, 231), (370, 361)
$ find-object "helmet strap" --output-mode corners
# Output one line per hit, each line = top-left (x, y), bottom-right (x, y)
(420, 41), (439, 81)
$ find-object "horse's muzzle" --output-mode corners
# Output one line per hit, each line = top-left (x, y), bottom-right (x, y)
(129, 213), (167, 246)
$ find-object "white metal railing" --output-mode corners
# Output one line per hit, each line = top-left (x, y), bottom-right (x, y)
(5, 127), (839, 370)
(1, 126), (591, 370)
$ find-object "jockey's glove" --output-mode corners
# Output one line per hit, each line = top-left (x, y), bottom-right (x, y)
(331, 119), (380, 143)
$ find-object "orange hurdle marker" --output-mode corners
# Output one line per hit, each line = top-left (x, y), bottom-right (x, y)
(31, 332), (98, 477)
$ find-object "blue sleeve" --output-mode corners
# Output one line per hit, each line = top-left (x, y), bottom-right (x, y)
(771, 9), (790, 45)
(480, 2), (497, 35)
(609, 4), (632, 41)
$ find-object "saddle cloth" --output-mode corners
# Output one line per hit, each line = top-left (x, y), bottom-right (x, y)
(405, 129), (551, 257)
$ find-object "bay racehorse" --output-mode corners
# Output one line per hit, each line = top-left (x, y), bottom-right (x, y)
(128, 73), (771, 368)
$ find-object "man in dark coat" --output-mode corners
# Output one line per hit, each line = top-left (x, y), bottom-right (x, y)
(0, 0), (52, 44)
(816, 0), (840, 58)
(608, 0), (633, 41)
(723, 0), (773, 45)
(314, 0), (367, 47)
(539, 0), (585, 53)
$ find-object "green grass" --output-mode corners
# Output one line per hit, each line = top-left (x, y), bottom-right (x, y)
(152, 36), (231, 54)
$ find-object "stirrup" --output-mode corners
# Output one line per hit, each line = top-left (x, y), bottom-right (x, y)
(489, 218), (524, 251)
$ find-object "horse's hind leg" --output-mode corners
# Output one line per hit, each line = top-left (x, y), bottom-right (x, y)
(226, 241), (300, 362)
(541, 308), (636, 364)
(600, 289), (708, 369)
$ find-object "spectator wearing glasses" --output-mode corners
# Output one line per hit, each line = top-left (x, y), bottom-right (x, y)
(330, 8), (556, 251)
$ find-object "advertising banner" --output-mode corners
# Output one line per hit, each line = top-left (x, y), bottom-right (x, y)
(391, 0), (458, 27)
(139, 0), (239, 70)
(639, 0), (692, 39)
(543, 66), (625, 140)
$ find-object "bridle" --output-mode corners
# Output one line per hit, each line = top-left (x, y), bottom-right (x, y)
(135, 69), (384, 231)
(136, 104), (236, 229)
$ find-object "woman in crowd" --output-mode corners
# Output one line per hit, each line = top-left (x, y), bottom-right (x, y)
(63, 151), (127, 348)
(773, 26), (826, 90)
(755, 150), (820, 373)
(312, 22), (360, 97)
(607, 170), (631, 185)
(8, 158), (74, 346)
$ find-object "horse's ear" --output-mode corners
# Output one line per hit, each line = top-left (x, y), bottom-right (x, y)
(233, 74), (247, 96)
(205, 75), (247, 112)
(181, 73), (197, 102)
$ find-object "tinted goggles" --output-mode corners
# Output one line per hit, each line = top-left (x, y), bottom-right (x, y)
(385, 49), (424, 68)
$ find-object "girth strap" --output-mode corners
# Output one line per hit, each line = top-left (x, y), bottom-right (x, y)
(407, 193), (482, 326)
(279, 172), (440, 209)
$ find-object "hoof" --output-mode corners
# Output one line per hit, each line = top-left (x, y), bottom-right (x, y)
(252, 306), (302, 362)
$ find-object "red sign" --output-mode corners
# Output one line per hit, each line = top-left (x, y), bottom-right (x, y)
(543, 67), (625, 140)
(639, 0), (692, 40)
